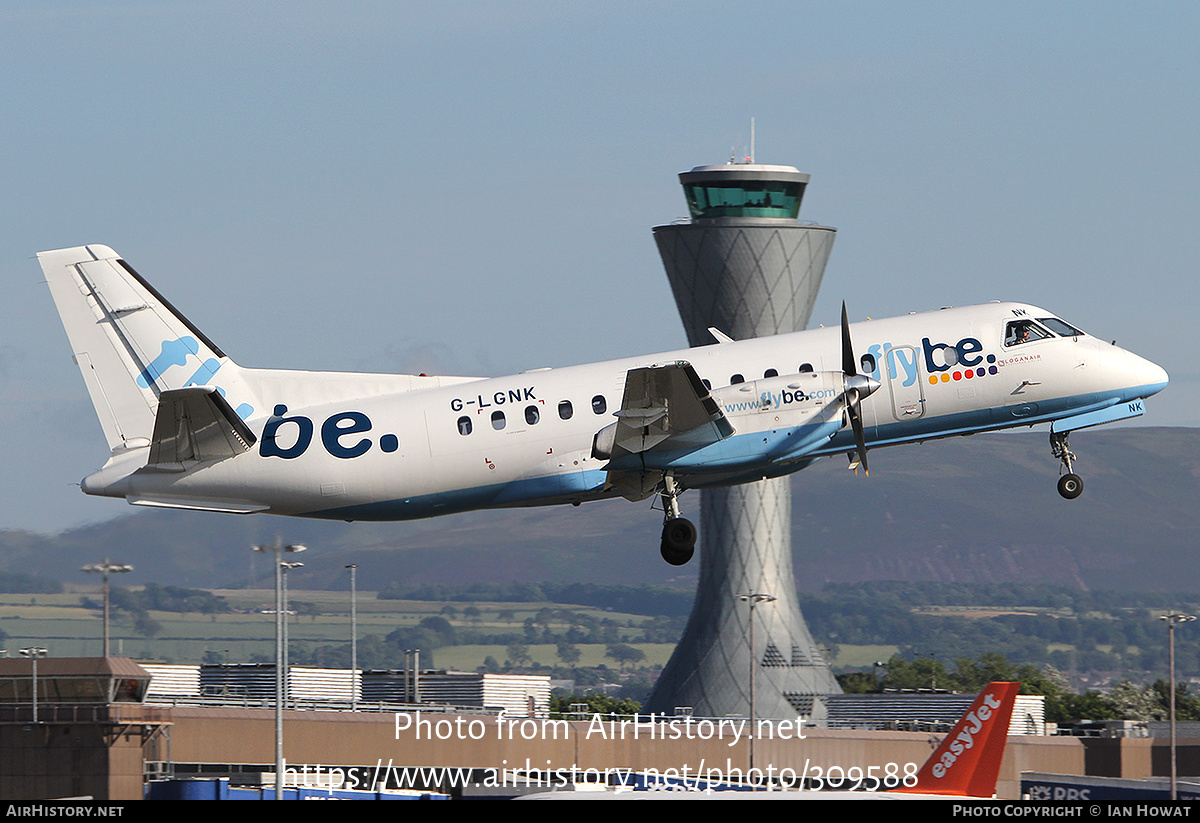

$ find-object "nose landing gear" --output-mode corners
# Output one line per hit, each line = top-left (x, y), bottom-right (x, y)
(658, 474), (697, 565)
(1051, 429), (1084, 499)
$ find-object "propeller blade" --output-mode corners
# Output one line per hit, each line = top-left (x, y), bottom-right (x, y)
(840, 302), (872, 475)
(841, 302), (856, 377)
(847, 397), (870, 476)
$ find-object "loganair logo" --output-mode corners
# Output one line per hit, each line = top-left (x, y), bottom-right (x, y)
(137, 337), (254, 420)
(930, 691), (1004, 779)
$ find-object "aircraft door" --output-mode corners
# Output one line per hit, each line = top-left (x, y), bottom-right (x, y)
(884, 345), (926, 421)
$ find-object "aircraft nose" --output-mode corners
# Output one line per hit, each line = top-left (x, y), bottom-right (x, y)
(1140, 358), (1169, 397)
(1115, 345), (1168, 398)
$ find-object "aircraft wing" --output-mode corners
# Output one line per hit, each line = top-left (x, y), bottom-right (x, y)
(596, 362), (734, 500)
(610, 361), (733, 458)
(145, 386), (257, 469)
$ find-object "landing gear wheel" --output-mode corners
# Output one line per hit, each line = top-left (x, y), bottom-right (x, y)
(660, 517), (697, 566)
(1050, 429), (1083, 500)
(1057, 473), (1083, 500)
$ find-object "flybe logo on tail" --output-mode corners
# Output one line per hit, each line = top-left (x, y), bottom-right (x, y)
(137, 337), (254, 420)
(136, 337), (203, 388)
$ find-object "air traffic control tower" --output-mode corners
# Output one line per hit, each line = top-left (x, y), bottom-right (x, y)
(647, 161), (841, 721)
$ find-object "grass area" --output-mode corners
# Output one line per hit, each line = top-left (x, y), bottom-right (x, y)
(912, 605), (1071, 619)
(0, 591), (668, 672)
(434, 643), (677, 671)
(829, 645), (899, 668)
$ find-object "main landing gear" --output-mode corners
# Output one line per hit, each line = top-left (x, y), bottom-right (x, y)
(659, 474), (697, 565)
(1051, 429), (1084, 500)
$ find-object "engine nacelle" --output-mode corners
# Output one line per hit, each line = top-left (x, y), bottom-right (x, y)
(709, 370), (847, 434)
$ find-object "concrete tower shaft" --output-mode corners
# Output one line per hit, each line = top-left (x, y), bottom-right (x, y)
(646, 162), (840, 720)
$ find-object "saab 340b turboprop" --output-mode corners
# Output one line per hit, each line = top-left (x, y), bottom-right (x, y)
(39, 245), (1168, 565)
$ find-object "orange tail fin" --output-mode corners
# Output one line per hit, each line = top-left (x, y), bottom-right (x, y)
(892, 681), (1019, 798)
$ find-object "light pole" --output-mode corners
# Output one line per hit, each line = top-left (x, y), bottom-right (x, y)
(914, 650), (940, 690)
(19, 647), (47, 723)
(80, 559), (133, 657)
(346, 564), (358, 711)
(280, 561), (303, 709)
(1160, 612), (1195, 800)
(738, 592), (776, 780)
(253, 538), (306, 800)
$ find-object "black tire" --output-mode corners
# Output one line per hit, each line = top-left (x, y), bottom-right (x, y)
(660, 540), (694, 566)
(1057, 473), (1083, 500)
(660, 518), (697, 565)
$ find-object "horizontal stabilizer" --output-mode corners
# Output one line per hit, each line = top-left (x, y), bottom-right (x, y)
(126, 496), (268, 514)
(147, 386), (256, 469)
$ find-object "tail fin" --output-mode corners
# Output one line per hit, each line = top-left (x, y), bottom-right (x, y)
(892, 681), (1019, 798)
(38, 245), (259, 454)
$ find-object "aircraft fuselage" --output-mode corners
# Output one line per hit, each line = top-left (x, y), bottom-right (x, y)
(82, 301), (1167, 521)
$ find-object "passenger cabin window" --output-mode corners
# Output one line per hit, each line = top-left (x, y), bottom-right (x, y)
(799, 363), (813, 373)
(558, 400), (573, 420)
(491, 410), (506, 430)
(1005, 320), (1053, 347)
(860, 354), (876, 373)
(591, 395), (607, 415)
(525, 405), (540, 425)
(730, 374), (744, 384)
(702, 379), (711, 390)
(764, 368), (778, 378)
(457, 416), (472, 436)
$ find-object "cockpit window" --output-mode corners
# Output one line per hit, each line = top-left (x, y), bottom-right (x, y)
(1038, 317), (1084, 337)
(1005, 320), (1053, 347)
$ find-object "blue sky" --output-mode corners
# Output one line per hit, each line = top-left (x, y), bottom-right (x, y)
(2, 1), (1196, 533)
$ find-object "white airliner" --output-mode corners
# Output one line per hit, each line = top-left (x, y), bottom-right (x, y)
(39, 245), (1167, 565)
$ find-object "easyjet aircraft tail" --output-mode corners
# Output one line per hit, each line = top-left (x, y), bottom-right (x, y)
(892, 681), (1019, 797)
(521, 681), (1021, 799)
